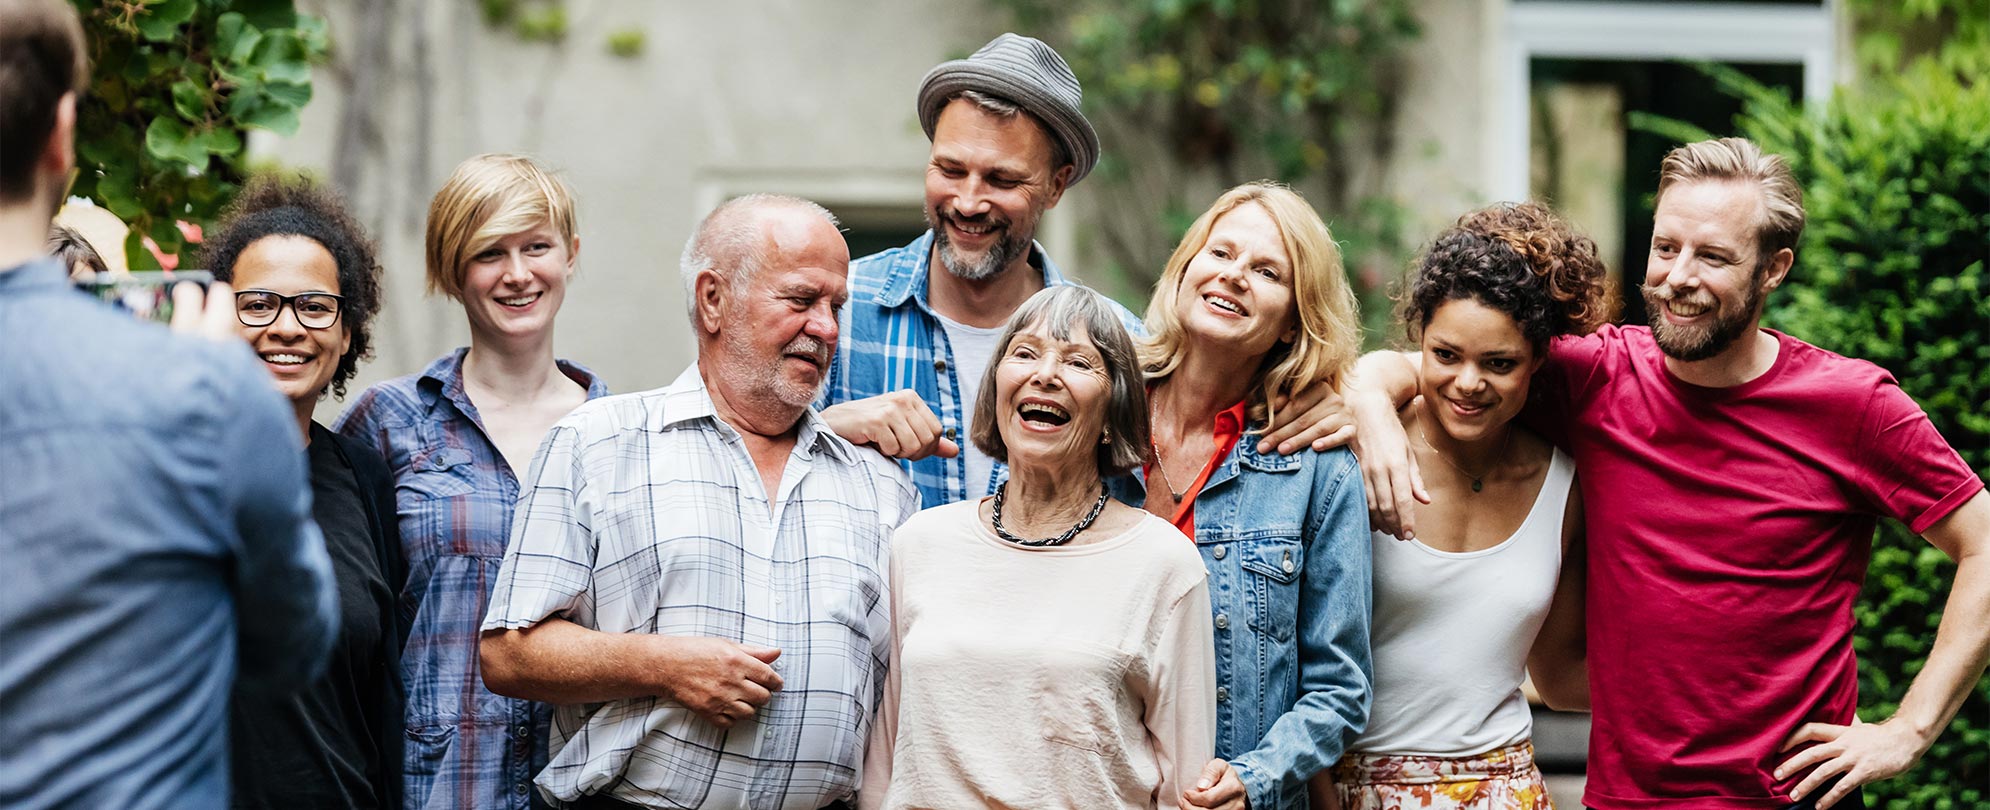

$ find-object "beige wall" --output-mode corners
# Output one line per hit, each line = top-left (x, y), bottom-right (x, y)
(271, 0), (1498, 414)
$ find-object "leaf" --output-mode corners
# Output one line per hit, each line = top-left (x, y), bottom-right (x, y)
(252, 31), (311, 85)
(171, 79), (207, 122)
(231, 0), (299, 30)
(124, 230), (163, 273)
(195, 126), (243, 157)
(262, 81), (312, 108)
(1626, 111), (1714, 147)
(240, 102), (301, 137)
(135, 0), (197, 42)
(144, 117), (207, 166)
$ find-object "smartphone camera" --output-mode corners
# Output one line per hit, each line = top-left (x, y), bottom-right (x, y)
(77, 271), (214, 324)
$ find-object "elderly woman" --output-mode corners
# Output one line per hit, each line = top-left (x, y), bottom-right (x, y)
(203, 175), (405, 809)
(861, 285), (1217, 809)
(335, 154), (608, 809)
(1124, 182), (1373, 810)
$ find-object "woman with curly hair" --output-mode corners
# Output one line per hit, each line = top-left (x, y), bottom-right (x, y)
(1329, 202), (1614, 810)
(201, 174), (405, 809)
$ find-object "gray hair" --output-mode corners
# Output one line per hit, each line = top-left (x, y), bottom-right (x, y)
(970, 285), (1149, 476)
(953, 89), (1072, 174)
(679, 193), (840, 322)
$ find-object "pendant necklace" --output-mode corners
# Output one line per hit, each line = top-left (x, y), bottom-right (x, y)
(1417, 425), (1510, 493)
(1149, 441), (1191, 502)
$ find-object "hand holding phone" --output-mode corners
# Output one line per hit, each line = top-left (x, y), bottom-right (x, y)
(168, 278), (239, 342)
(78, 271), (237, 342)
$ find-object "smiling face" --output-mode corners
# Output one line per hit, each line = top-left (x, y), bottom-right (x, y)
(992, 322), (1114, 477)
(1418, 297), (1540, 444)
(459, 221), (575, 344)
(231, 235), (351, 405)
(1642, 180), (1787, 362)
(1171, 202), (1299, 360)
(707, 209), (851, 415)
(924, 97), (1071, 281)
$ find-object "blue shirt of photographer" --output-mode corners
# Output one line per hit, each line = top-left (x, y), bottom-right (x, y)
(0, 258), (337, 810)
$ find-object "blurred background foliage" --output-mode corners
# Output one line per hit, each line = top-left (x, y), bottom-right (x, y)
(1637, 2), (1987, 803)
(997, 0), (1420, 332)
(69, 0), (328, 270)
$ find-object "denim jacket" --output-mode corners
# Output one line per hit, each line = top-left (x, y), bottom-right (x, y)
(1110, 437), (1374, 810)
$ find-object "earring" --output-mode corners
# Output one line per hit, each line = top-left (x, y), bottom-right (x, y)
(1101, 429), (1112, 445)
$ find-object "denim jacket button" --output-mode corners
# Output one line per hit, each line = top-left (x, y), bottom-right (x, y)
(1212, 545), (1227, 560)
(1216, 686), (1230, 703)
(1282, 555), (1295, 574)
(1214, 613), (1229, 630)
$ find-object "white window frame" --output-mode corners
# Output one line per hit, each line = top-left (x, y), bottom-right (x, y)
(1490, 0), (1839, 200)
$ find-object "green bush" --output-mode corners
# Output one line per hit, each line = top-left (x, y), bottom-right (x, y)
(69, 0), (328, 269)
(1714, 64), (1989, 807)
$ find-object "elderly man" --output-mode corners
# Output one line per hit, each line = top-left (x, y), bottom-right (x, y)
(0, 2), (337, 808)
(480, 194), (918, 810)
(1353, 138), (1989, 810)
(821, 33), (1353, 508)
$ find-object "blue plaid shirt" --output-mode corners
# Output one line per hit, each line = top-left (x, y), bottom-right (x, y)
(822, 230), (1143, 508)
(334, 348), (609, 810)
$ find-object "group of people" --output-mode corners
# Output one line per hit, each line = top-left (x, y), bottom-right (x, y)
(3, 2), (1986, 810)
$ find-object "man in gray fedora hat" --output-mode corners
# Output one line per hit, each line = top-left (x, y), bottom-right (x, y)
(817, 32), (1139, 510)
(820, 33), (1366, 510)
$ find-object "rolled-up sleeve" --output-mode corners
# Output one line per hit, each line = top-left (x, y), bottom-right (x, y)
(483, 423), (594, 630)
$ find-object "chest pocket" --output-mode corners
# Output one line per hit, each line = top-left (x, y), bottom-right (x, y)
(1239, 538), (1301, 642)
(400, 447), (476, 499)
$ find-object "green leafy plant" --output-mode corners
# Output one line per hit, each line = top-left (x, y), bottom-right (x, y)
(70, 0), (329, 269)
(998, 0), (1420, 316)
(1647, 61), (1989, 810)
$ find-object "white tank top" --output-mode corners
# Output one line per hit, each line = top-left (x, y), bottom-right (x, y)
(1350, 448), (1574, 756)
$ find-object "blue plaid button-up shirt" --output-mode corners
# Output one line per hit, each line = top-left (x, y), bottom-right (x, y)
(821, 230), (1143, 508)
(334, 348), (608, 810)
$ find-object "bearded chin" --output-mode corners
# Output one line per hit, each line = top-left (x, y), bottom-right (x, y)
(936, 234), (1016, 281)
(1642, 285), (1762, 362)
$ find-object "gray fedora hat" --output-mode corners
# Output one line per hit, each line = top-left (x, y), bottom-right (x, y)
(916, 33), (1100, 185)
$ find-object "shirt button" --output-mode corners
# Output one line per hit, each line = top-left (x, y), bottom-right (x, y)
(944, 427), (957, 440)
(934, 359), (948, 372)
(1212, 546), (1227, 560)
(1216, 686), (1230, 703)
(1214, 613), (1229, 630)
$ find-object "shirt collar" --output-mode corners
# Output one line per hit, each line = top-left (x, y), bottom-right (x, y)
(874, 229), (1068, 309)
(653, 365), (860, 465)
(0, 258), (70, 295)
(417, 346), (609, 417)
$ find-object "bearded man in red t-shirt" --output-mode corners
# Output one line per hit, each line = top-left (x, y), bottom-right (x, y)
(1349, 137), (1989, 810)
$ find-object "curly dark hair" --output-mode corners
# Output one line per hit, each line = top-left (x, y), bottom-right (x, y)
(200, 175), (383, 399)
(1400, 201), (1615, 351)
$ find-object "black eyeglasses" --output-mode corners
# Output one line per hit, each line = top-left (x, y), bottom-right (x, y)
(235, 289), (345, 330)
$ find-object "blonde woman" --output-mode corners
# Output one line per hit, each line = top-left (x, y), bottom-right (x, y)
(336, 154), (608, 809)
(1120, 182), (1373, 810)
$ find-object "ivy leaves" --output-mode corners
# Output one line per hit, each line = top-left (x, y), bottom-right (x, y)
(69, 0), (327, 268)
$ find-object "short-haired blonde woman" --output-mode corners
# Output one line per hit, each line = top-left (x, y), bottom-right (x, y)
(863, 285), (1217, 810)
(1131, 182), (1374, 810)
(336, 154), (608, 810)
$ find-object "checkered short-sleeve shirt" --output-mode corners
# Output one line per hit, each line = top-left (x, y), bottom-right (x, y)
(484, 366), (919, 810)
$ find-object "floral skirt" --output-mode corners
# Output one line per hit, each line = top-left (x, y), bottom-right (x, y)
(1331, 741), (1553, 810)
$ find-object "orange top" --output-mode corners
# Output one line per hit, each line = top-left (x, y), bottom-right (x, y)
(1147, 398), (1250, 537)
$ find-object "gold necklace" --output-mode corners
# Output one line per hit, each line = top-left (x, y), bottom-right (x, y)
(1416, 425), (1510, 493)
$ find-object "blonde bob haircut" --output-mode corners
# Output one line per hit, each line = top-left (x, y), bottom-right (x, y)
(424, 153), (579, 300)
(1139, 181), (1362, 425)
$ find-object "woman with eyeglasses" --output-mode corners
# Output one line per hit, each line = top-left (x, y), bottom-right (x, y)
(202, 174), (404, 809)
(334, 153), (608, 809)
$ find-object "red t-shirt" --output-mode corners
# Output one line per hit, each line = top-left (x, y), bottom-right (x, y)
(1526, 325), (1982, 809)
